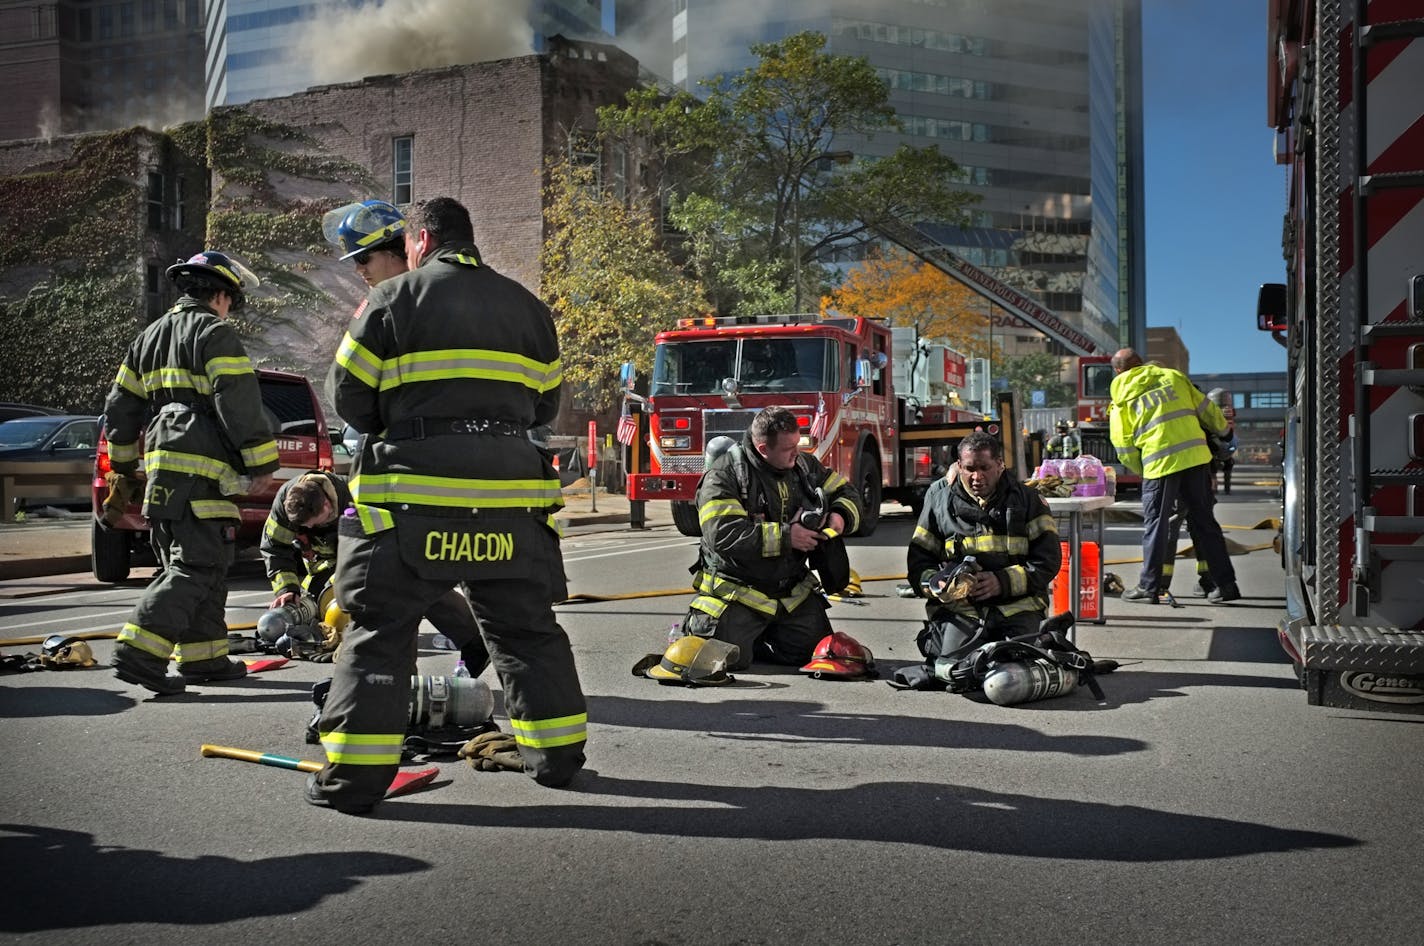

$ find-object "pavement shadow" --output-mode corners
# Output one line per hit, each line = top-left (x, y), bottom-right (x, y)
(586, 693), (1145, 756)
(0, 823), (427, 932)
(0, 684), (134, 718)
(383, 773), (1358, 862)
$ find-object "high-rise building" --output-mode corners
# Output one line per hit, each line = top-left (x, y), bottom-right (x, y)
(0, 0), (205, 141)
(649, 0), (1145, 355)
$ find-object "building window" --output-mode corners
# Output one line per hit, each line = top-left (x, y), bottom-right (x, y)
(1249, 391), (1289, 409)
(147, 172), (164, 230)
(145, 263), (163, 319)
(98, 6), (113, 39)
(570, 132), (600, 191)
(174, 176), (186, 231)
(392, 136), (414, 204)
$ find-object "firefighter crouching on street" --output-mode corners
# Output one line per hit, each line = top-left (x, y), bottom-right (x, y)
(260, 470), (491, 672)
(684, 407), (863, 671)
(107, 251), (278, 695)
(1109, 348), (1239, 603)
(907, 431), (1060, 662)
(311, 196), (585, 814)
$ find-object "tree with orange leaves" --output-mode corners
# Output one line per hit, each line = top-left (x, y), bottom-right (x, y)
(820, 247), (995, 358)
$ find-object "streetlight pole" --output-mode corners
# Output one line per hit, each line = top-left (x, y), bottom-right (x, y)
(792, 176), (802, 313)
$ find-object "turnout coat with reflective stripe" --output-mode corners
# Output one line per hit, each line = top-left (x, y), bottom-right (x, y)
(260, 471), (351, 595)
(908, 471), (1059, 619)
(691, 430), (862, 616)
(1108, 363), (1226, 480)
(329, 243), (562, 520)
(104, 297), (278, 519)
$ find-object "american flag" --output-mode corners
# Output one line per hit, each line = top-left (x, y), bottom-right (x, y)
(616, 407), (638, 446)
(810, 394), (830, 442)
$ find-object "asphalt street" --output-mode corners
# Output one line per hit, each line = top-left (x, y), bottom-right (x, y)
(1, 478), (1421, 945)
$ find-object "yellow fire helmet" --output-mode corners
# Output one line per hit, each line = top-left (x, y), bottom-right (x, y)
(39, 635), (96, 669)
(637, 636), (740, 686)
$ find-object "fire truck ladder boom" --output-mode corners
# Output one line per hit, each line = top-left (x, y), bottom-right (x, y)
(867, 214), (1098, 357)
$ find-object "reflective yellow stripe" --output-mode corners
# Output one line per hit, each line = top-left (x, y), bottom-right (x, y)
(320, 732), (404, 766)
(173, 637), (229, 663)
(145, 449), (242, 494)
(117, 623), (173, 659)
(350, 473), (563, 509)
(761, 521), (783, 556)
(698, 498), (744, 525)
(264, 517), (297, 545)
(205, 354), (255, 380)
(962, 534), (1028, 555)
(451, 252), (481, 267)
(142, 367), (212, 395)
(335, 333), (382, 388)
(115, 363), (145, 397)
(354, 502), (396, 533)
(357, 222), (403, 247)
(272, 571), (301, 593)
(910, 525), (939, 552)
(241, 439), (279, 470)
(1026, 514), (1057, 540)
(832, 496), (860, 534)
(692, 571), (818, 617)
(509, 712), (587, 749)
(1003, 564), (1028, 597)
(689, 594), (728, 617)
(190, 498), (239, 519)
(108, 440), (141, 464)
(376, 348), (562, 394)
(823, 471), (848, 491)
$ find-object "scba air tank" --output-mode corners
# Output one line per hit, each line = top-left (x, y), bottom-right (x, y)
(409, 674), (493, 729)
(981, 658), (1079, 706)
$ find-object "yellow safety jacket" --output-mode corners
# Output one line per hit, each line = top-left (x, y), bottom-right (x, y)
(1109, 363), (1227, 479)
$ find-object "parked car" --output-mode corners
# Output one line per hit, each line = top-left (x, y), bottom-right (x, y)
(0, 403), (66, 423)
(91, 369), (333, 582)
(0, 414), (101, 512)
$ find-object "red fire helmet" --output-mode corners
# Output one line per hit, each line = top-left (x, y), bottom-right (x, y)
(800, 631), (875, 679)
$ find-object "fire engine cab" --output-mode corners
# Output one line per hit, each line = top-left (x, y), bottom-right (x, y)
(623, 313), (1022, 538)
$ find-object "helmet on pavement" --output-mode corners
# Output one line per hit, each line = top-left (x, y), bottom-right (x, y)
(39, 634), (96, 669)
(322, 199), (407, 261)
(166, 251), (260, 311)
(641, 636), (740, 686)
(323, 598), (351, 638)
(800, 631), (875, 679)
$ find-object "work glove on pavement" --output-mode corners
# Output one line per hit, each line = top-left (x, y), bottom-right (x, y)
(457, 730), (524, 773)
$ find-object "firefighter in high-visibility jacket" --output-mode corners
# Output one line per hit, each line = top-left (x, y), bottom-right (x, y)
(107, 251), (279, 695)
(260, 470), (491, 673)
(310, 196), (585, 814)
(1109, 348), (1239, 603)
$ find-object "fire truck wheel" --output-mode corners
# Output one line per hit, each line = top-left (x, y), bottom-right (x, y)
(671, 500), (702, 537)
(853, 451), (881, 537)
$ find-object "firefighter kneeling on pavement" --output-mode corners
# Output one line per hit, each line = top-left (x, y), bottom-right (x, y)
(259, 469), (491, 671)
(907, 430), (1061, 663)
(310, 197), (585, 815)
(682, 406), (863, 671)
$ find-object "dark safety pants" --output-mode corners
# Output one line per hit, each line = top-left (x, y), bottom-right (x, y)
(1161, 498), (1215, 595)
(115, 511), (236, 673)
(919, 605), (1044, 663)
(1138, 464), (1236, 593)
(425, 587), (492, 676)
(686, 594), (831, 671)
(312, 517), (586, 811)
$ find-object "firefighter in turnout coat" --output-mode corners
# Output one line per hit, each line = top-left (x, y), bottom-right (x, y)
(907, 431), (1060, 661)
(685, 407), (863, 671)
(311, 197), (585, 814)
(107, 251), (279, 695)
(261, 470), (491, 673)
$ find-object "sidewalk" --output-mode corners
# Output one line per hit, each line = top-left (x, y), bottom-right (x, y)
(0, 483), (661, 580)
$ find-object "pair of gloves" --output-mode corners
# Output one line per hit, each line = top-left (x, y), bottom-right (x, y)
(457, 730), (523, 772)
(100, 471), (144, 527)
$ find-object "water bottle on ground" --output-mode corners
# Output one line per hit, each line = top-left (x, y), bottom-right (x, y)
(452, 659), (471, 678)
(666, 622), (685, 646)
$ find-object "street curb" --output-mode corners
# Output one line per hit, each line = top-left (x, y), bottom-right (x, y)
(0, 555), (89, 581)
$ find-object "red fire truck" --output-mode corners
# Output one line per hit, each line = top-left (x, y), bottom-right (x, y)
(623, 314), (1022, 537)
(1258, 0), (1424, 712)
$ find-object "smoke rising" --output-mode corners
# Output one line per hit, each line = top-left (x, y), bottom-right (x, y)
(297, 0), (538, 86)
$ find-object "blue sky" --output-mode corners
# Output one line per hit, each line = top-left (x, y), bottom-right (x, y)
(1141, 0), (1288, 376)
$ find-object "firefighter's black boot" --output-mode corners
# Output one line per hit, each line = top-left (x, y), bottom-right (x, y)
(179, 656), (248, 682)
(112, 644), (186, 696)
